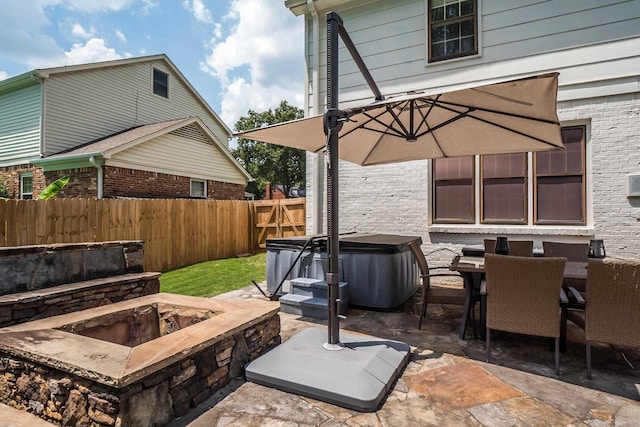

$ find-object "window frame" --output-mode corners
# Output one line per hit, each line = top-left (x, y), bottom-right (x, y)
(20, 172), (33, 200)
(533, 126), (587, 225)
(152, 67), (169, 99)
(480, 152), (528, 225)
(431, 125), (587, 226)
(427, 0), (479, 63)
(190, 179), (207, 198)
(432, 156), (476, 224)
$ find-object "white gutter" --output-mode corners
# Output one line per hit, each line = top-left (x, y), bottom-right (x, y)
(308, 0), (324, 235)
(89, 156), (103, 199)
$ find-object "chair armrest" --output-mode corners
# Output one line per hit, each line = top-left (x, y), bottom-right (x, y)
(559, 288), (569, 305)
(565, 286), (585, 304)
(429, 272), (463, 278)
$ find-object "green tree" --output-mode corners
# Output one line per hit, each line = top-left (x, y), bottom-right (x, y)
(233, 101), (305, 199)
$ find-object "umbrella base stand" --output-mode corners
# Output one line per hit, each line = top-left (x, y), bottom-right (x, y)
(245, 327), (410, 412)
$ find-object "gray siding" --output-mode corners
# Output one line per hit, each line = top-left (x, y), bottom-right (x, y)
(42, 59), (230, 155)
(0, 83), (42, 164)
(108, 131), (248, 185)
(310, 0), (640, 104)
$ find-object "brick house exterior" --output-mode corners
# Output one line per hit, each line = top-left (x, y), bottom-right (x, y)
(0, 55), (251, 200)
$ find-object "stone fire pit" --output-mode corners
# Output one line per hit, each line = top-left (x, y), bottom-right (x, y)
(0, 293), (280, 425)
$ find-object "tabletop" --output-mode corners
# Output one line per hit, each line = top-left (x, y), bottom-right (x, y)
(450, 255), (588, 281)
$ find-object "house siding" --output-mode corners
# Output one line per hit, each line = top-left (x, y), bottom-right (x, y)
(42, 59), (230, 156)
(309, 0), (640, 103)
(0, 83), (42, 165)
(107, 129), (248, 186)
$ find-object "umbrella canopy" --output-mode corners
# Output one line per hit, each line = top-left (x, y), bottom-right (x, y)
(235, 73), (564, 165)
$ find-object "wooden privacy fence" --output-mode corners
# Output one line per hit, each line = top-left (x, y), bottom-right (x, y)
(0, 198), (306, 272)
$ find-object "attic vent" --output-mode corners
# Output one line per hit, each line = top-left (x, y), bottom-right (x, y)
(170, 124), (210, 145)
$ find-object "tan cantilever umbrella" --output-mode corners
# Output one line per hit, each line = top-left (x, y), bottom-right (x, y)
(240, 12), (564, 413)
(235, 73), (564, 166)
(236, 72), (564, 349)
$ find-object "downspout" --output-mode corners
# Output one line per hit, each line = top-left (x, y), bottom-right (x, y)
(308, 0), (324, 234)
(89, 156), (103, 199)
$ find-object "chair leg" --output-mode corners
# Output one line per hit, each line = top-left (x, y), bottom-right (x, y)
(460, 287), (472, 339)
(486, 328), (491, 363)
(586, 342), (592, 380)
(554, 337), (560, 375)
(560, 305), (567, 353)
(418, 301), (426, 329)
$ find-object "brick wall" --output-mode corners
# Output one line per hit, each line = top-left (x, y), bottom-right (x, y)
(558, 92), (640, 260)
(3, 166), (244, 200)
(0, 165), (46, 199)
(45, 168), (98, 198)
(104, 166), (245, 200)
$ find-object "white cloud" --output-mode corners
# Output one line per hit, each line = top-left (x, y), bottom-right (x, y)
(200, 0), (305, 128)
(0, 0), (131, 70)
(71, 24), (94, 39)
(0, 71), (8, 81)
(116, 29), (127, 42)
(185, 0), (214, 24)
(64, 38), (123, 64)
(141, 0), (158, 14)
(64, 0), (136, 13)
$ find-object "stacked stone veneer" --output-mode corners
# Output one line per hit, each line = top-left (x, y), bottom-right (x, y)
(0, 314), (281, 426)
(0, 241), (160, 327)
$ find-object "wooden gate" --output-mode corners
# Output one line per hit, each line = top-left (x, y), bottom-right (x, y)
(252, 198), (306, 249)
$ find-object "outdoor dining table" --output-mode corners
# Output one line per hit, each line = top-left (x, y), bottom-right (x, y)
(450, 255), (588, 346)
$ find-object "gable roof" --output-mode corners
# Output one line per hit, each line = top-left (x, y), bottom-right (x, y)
(34, 117), (252, 182)
(0, 54), (232, 138)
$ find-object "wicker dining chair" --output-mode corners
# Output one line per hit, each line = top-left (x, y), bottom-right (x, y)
(542, 241), (589, 262)
(408, 241), (466, 330)
(583, 258), (640, 379)
(484, 253), (567, 375)
(484, 239), (534, 257)
(543, 241), (590, 292)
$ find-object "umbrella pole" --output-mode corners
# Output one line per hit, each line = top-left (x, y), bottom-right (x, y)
(324, 12), (342, 349)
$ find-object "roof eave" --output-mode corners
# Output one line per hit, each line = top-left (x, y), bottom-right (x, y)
(32, 153), (103, 172)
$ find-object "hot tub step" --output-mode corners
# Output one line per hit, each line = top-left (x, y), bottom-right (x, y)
(279, 293), (347, 319)
(290, 278), (348, 302)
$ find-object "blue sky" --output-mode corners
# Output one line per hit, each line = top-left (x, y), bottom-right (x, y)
(0, 0), (305, 132)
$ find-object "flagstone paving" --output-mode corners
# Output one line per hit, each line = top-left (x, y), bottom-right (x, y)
(176, 282), (640, 426)
(2, 281), (639, 426)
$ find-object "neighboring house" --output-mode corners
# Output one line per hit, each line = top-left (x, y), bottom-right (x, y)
(263, 183), (287, 200)
(262, 183), (306, 200)
(286, 0), (640, 260)
(0, 54), (251, 200)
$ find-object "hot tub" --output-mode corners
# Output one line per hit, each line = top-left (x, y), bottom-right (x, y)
(267, 233), (421, 310)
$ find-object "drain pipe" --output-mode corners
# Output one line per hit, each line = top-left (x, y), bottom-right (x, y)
(308, 0), (324, 235)
(89, 156), (103, 199)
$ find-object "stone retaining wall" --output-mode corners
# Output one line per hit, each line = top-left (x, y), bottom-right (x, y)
(0, 313), (281, 426)
(0, 241), (160, 327)
(0, 241), (146, 295)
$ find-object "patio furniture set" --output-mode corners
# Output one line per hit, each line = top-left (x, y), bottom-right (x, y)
(415, 238), (640, 378)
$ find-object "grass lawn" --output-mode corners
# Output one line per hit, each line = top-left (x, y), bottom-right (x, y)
(159, 252), (267, 297)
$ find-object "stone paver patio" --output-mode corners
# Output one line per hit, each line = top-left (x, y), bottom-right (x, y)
(2, 280), (639, 426)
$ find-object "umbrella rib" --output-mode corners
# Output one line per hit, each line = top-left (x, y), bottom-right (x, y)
(414, 106), (560, 148)
(340, 108), (408, 140)
(432, 99), (560, 125)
